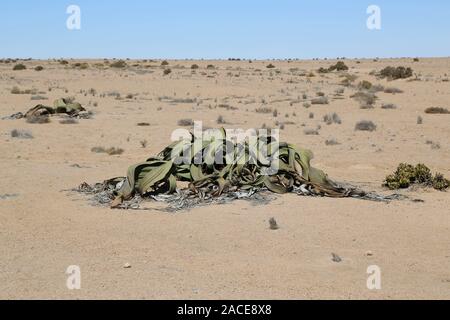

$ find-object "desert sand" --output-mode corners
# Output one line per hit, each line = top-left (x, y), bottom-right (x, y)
(0, 58), (449, 299)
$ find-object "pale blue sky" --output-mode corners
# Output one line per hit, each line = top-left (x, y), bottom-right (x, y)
(0, 0), (449, 59)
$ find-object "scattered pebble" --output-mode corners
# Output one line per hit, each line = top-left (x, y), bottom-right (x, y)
(123, 263), (131, 269)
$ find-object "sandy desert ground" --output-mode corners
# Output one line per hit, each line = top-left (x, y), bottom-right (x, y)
(0, 58), (449, 299)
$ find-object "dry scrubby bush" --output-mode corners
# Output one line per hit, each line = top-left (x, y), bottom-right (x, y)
(255, 107), (273, 114)
(34, 66), (44, 71)
(27, 115), (51, 124)
(11, 129), (33, 139)
(11, 86), (37, 95)
(384, 163), (449, 191)
(379, 66), (413, 80)
(311, 97), (329, 105)
(163, 68), (172, 76)
(358, 80), (373, 90)
(425, 107), (450, 114)
(355, 120), (376, 132)
(351, 91), (377, 108)
(177, 118), (194, 126)
(91, 147), (124, 155)
(381, 103), (397, 110)
(318, 61), (348, 73)
(384, 87), (403, 94)
(110, 60), (127, 68)
(59, 118), (78, 124)
(269, 218), (279, 230)
(323, 113), (342, 125)
(13, 64), (27, 70)
(325, 139), (340, 146)
(304, 128), (319, 135)
(216, 115), (226, 124)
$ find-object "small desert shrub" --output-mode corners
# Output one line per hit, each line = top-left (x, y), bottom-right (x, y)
(370, 84), (385, 93)
(351, 91), (376, 107)
(13, 64), (27, 70)
(255, 107), (273, 114)
(177, 118), (194, 126)
(379, 66), (413, 80)
(355, 120), (376, 132)
(11, 87), (37, 95)
(304, 128), (319, 135)
(91, 147), (124, 155)
(137, 122), (150, 127)
(381, 103), (397, 110)
(34, 65), (44, 71)
(303, 102), (311, 108)
(358, 80), (372, 90)
(384, 87), (403, 94)
(331, 61), (348, 71)
(26, 115), (51, 124)
(163, 68), (172, 75)
(325, 139), (340, 146)
(413, 58), (420, 62)
(73, 62), (89, 69)
(417, 116), (423, 124)
(323, 113), (341, 125)
(311, 97), (328, 105)
(191, 64), (199, 69)
(384, 163), (449, 191)
(110, 60), (127, 68)
(11, 86), (21, 94)
(266, 63), (276, 69)
(216, 115), (226, 124)
(140, 140), (148, 148)
(425, 107), (450, 114)
(320, 61), (348, 73)
(269, 218), (279, 230)
(59, 118), (78, 124)
(30, 95), (48, 101)
(161, 60), (169, 66)
(11, 129), (33, 139)
(206, 64), (215, 69)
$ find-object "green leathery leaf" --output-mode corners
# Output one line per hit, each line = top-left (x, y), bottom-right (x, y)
(137, 161), (174, 194)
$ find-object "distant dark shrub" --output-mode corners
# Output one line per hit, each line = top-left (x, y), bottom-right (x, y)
(355, 120), (376, 132)
(110, 60), (127, 68)
(13, 64), (27, 71)
(425, 107), (449, 114)
(379, 66), (413, 80)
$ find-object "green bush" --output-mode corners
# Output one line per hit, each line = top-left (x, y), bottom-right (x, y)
(384, 163), (448, 191)
(379, 66), (413, 80)
(13, 64), (27, 70)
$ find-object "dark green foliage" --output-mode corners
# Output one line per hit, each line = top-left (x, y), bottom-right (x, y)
(379, 66), (413, 80)
(110, 60), (127, 68)
(13, 64), (27, 70)
(384, 163), (448, 191)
